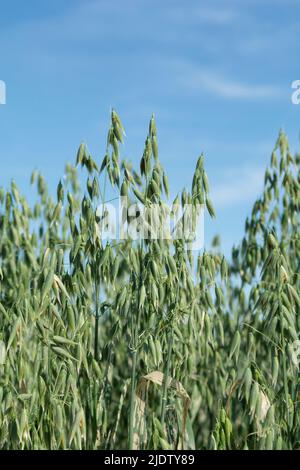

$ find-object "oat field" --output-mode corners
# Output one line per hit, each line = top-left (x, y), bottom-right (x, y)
(0, 111), (299, 450)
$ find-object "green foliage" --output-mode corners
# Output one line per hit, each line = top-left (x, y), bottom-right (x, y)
(0, 114), (299, 450)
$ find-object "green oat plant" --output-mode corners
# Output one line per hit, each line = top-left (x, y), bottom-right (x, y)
(0, 112), (299, 450)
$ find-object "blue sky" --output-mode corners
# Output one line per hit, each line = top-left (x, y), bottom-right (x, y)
(0, 0), (300, 254)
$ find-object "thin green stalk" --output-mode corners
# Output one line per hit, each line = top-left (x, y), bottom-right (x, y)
(128, 348), (137, 450)
(94, 279), (100, 360)
(128, 261), (144, 449)
(160, 327), (173, 429)
(281, 321), (291, 428)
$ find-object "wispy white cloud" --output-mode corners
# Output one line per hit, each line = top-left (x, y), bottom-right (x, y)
(176, 64), (282, 99)
(169, 5), (238, 25)
(0, 0), (291, 105)
(211, 165), (265, 208)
